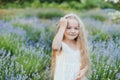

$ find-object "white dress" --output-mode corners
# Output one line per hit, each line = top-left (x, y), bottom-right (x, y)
(54, 42), (81, 80)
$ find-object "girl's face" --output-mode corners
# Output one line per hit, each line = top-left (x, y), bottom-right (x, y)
(64, 18), (79, 40)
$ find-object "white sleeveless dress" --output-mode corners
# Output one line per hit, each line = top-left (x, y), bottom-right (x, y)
(54, 42), (81, 80)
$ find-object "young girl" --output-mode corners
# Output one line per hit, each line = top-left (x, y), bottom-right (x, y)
(51, 13), (90, 80)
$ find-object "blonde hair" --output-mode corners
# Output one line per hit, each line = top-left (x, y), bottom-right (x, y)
(50, 13), (90, 80)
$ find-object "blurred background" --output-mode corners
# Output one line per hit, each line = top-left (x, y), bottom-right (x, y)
(0, 0), (120, 80)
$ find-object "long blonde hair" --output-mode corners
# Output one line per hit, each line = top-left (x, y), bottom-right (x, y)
(50, 13), (90, 80)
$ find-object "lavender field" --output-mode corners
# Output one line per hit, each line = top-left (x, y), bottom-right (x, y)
(0, 8), (120, 80)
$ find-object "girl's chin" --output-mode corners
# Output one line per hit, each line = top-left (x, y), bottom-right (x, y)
(67, 36), (77, 40)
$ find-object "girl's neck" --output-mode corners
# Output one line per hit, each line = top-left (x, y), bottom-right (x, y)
(63, 38), (79, 51)
(63, 39), (76, 45)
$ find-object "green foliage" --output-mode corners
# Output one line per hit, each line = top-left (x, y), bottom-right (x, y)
(22, 2), (31, 8)
(58, 2), (70, 9)
(31, 0), (40, 8)
(0, 15), (13, 22)
(90, 14), (106, 21)
(68, 1), (84, 10)
(96, 31), (110, 41)
(39, 0), (80, 3)
(0, 0), (118, 10)
(0, 26), (50, 79)
(108, 27), (120, 39)
(4, 3), (21, 8)
(82, 0), (99, 9)
(88, 27), (110, 41)
(12, 23), (33, 35)
(90, 53), (120, 80)
(12, 23), (41, 42)
(107, 0), (120, 10)
(37, 8), (65, 19)
(40, 27), (55, 55)
(16, 53), (43, 76)
(0, 34), (23, 55)
(109, 11), (120, 24)
(99, 1), (113, 9)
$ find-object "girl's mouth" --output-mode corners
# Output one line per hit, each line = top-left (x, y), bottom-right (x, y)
(69, 34), (76, 36)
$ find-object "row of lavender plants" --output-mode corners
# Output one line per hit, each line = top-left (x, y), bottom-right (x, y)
(0, 17), (54, 80)
(83, 17), (120, 80)
(0, 12), (120, 80)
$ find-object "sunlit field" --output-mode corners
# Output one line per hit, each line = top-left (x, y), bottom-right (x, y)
(0, 1), (120, 80)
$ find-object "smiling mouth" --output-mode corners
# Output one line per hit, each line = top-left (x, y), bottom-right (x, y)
(69, 34), (76, 36)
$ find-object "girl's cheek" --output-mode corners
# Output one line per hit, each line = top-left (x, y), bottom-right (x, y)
(75, 30), (79, 33)
(66, 30), (70, 33)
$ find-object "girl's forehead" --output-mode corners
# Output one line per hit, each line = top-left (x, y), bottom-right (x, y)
(67, 19), (79, 26)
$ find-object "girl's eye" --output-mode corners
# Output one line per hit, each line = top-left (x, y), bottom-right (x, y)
(67, 27), (71, 29)
(75, 27), (79, 30)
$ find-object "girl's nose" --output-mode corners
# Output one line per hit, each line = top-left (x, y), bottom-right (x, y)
(71, 29), (75, 33)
